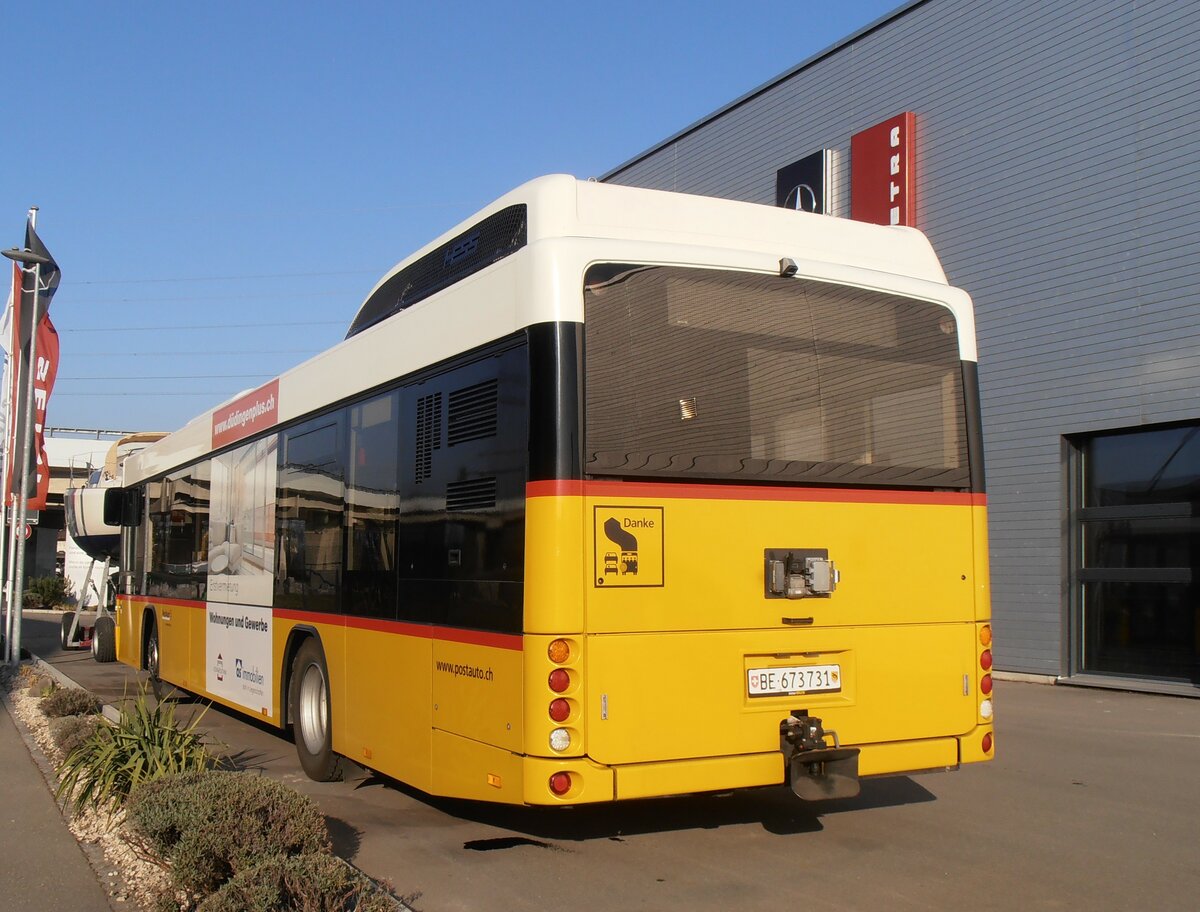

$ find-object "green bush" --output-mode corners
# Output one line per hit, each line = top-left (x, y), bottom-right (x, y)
(48, 715), (102, 760)
(196, 853), (397, 912)
(55, 684), (210, 813)
(128, 770), (331, 903)
(22, 575), (73, 609)
(42, 687), (102, 718)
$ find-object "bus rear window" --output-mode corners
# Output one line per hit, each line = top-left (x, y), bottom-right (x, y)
(583, 265), (969, 489)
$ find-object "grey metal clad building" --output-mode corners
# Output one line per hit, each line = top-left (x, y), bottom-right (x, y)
(603, 0), (1200, 694)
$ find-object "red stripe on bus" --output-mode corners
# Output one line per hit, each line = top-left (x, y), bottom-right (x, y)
(117, 597), (522, 651)
(272, 608), (523, 651)
(525, 479), (986, 506)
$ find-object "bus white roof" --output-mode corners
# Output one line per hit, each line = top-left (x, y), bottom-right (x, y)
(359, 174), (948, 312)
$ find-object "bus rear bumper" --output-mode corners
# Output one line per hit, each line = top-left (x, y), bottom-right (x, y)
(522, 734), (974, 805)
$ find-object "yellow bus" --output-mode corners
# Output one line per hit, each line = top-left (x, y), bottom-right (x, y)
(107, 175), (994, 805)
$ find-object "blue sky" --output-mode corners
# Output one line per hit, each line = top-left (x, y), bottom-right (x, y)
(2, 0), (901, 432)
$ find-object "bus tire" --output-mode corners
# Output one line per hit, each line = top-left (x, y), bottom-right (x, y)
(144, 619), (164, 700)
(290, 638), (343, 782)
(60, 611), (77, 649)
(92, 615), (117, 663)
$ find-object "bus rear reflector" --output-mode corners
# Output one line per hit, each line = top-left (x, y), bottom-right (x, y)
(548, 669), (569, 693)
(549, 772), (572, 796)
(982, 732), (993, 753)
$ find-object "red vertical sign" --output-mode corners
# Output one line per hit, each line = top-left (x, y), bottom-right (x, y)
(30, 315), (59, 509)
(851, 112), (916, 227)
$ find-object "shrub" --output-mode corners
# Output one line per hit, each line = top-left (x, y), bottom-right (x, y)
(48, 715), (102, 760)
(127, 770), (331, 902)
(22, 575), (73, 609)
(42, 687), (102, 718)
(55, 684), (210, 814)
(196, 853), (397, 912)
(16, 666), (51, 694)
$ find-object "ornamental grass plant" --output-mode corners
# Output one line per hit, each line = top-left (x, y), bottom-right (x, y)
(55, 683), (210, 814)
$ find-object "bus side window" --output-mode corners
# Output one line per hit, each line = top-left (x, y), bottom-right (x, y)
(276, 415), (346, 614)
(345, 390), (401, 620)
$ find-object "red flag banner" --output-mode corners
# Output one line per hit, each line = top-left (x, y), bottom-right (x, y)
(7, 223), (60, 510)
(30, 314), (59, 509)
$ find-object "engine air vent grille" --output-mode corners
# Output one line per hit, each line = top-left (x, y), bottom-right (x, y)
(414, 392), (442, 483)
(446, 476), (497, 512)
(448, 379), (499, 446)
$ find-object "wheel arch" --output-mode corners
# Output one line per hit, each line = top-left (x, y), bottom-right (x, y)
(280, 624), (321, 727)
(140, 607), (158, 671)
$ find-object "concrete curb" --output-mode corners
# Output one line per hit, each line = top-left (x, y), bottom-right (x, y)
(30, 654), (122, 724)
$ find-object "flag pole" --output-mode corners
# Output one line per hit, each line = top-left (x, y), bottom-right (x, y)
(0, 209), (31, 662)
(0, 262), (13, 661)
(4, 207), (46, 665)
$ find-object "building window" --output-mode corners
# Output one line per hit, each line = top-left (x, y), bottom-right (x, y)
(1071, 423), (1199, 686)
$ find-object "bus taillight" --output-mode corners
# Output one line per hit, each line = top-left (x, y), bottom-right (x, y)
(980, 649), (993, 671)
(548, 668), (570, 693)
(549, 698), (570, 722)
(980, 674), (993, 695)
(982, 732), (993, 754)
(549, 772), (572, 796)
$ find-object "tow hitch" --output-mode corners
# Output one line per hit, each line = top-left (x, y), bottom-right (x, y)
(780, 712), (860, 800)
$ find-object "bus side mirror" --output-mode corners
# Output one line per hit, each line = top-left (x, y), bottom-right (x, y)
(103, 489), (123, 526)
(104, 487), (143, 527)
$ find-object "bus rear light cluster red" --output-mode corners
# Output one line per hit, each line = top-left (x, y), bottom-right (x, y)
(549, 772), (572, 796)
(980, 674), (993, 695)
(548, 668), (570, 693)
(549, 698), (570, 722)
(982, 732), (993, 753)
(980, 649), (993, 671)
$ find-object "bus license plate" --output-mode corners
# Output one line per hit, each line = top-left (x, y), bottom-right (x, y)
(747, 664), (841, 697)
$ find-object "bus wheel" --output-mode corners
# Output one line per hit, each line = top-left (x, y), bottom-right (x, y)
(290, 639), (343, 782)
(92, 616), (117, 663)
(60, 611), (77, 649)
(145, 621), (164, 700)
